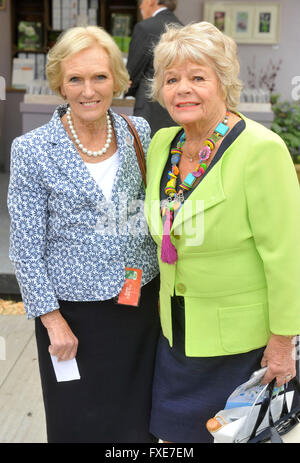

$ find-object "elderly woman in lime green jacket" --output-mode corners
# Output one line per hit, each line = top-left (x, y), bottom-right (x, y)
(144, 22), (300, 443)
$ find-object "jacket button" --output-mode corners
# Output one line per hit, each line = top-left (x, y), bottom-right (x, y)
(177, 283), (186, 293)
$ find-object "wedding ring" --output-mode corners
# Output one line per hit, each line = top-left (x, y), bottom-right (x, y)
(285, 374), (293, 380)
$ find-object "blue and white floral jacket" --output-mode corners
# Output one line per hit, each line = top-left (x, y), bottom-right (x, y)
(8, 105), (159, 319)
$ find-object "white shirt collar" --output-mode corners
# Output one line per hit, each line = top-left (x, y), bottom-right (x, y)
(152, 7), (168, 17)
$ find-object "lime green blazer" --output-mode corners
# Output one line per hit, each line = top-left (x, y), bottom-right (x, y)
(145, 114), (300, 357)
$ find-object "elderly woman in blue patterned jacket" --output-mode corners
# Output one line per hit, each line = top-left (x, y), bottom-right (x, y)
(8, 26), (159, 443)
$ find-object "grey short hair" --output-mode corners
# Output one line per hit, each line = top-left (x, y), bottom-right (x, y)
(158, 0), (177, 12)
(150, 21), (243, 110)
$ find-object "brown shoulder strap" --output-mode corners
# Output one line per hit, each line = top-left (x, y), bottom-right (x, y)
(119, 113), (147, 188)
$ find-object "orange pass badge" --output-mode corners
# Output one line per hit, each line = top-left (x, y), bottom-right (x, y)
(117, 268), (142, 307)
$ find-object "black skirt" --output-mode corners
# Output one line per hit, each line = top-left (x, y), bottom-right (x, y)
(35, 275), (160, 443)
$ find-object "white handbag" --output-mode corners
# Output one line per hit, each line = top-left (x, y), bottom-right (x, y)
(206, 368), (300, 443)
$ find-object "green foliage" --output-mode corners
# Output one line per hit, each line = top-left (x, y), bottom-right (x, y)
(270, 94), (300, 163)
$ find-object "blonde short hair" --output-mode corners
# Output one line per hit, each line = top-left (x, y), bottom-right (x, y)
(151, 21), (243, 110)
(46, 26), (129, 98)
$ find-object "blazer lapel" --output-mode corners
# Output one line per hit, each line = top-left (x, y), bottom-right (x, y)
(146, 127), (182, 241)
(46, 105), (108, 206)
(109, 112), (142, 202)
(172, 153), (226, 234)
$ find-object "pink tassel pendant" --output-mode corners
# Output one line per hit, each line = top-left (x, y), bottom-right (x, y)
(161, 208), (178, 264)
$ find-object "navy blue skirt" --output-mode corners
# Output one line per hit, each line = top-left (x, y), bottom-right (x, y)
(150, 333), (266, 443)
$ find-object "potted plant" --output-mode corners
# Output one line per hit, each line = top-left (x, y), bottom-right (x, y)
(270, 94), (300, 182)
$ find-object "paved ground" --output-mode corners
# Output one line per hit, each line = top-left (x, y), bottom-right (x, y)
(0, 314), (47, 443)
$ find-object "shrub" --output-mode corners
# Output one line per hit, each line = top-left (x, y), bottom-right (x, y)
(271, 94), (300, 163)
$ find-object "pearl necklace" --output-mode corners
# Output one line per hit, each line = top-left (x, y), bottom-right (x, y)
(66, 106), (113, 157)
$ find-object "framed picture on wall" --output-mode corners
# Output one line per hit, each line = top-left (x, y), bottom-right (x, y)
(203, 2), (280, 44)
(253, 5), (280, 43)
(0, 0), (6, 11)
(203, 2), (231, 35)
(231, 6), (254, 42)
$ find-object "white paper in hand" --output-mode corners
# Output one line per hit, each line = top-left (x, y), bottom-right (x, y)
(50, 355), (81, 382)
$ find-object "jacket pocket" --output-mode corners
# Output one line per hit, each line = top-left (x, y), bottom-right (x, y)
(218, 302), (269, 354)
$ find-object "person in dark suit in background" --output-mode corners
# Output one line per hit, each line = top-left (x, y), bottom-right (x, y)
(126, 0), (182, 135)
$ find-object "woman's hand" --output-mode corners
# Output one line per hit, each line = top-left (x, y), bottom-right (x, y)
(41, 309), (78, 361)
(261, 334), (296, 386)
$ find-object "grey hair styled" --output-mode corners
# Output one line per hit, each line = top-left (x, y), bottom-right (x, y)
(150, 21), (243, 110)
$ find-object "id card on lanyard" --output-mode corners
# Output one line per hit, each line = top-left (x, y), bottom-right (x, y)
(116, 268), (142, 307)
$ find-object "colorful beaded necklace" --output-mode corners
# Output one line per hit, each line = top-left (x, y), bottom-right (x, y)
(161, 111), (230, 264)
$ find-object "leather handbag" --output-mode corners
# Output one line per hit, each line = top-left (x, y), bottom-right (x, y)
(119, 113), (147, 188)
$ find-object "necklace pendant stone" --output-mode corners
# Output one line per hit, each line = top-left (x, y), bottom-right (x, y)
(215, 122), (229, 136)
(199, 146), (211, 161)
(183, 172), (197, 188)
(192, 170), (202, 178)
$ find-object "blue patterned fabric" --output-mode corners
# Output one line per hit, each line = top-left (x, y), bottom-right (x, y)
(8, 104), (159, 319)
